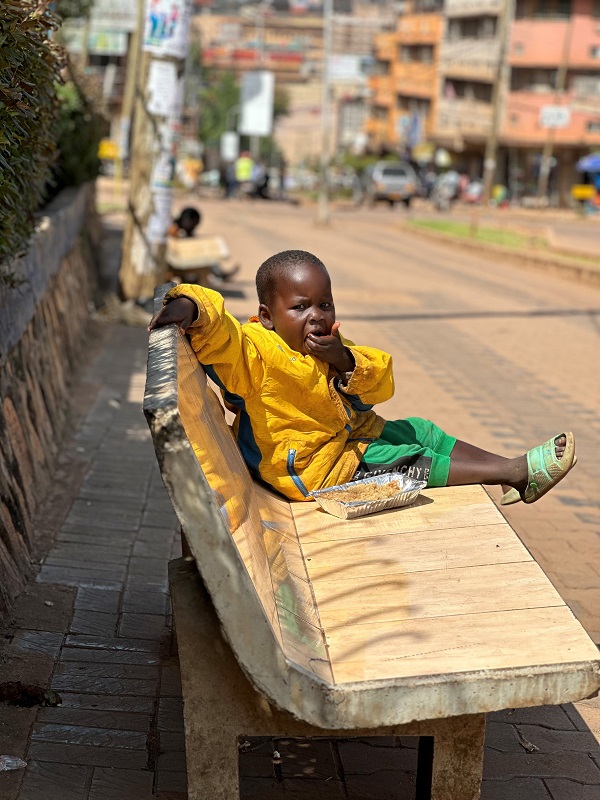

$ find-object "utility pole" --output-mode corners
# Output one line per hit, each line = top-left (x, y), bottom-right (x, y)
(114, 0), (145, 195)
(119, 0), (193, 305)
(481, 0), (515, 207)
(316, 0), (333, 226)
(536, 13), (574, 202)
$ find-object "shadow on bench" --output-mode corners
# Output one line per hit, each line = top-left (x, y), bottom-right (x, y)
(144, 285), (600, 800)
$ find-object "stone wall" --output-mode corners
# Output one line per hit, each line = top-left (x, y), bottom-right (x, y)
(0, 184), (99, 618)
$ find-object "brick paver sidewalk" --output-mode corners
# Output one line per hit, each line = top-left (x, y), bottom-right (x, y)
(0, 196), (598, 799)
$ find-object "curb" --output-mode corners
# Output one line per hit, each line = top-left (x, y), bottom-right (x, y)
(396, 221), (600, 289)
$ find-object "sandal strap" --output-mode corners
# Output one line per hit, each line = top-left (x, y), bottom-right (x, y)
(523, 432), (575, 504)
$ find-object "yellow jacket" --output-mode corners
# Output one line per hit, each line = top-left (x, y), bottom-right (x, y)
(166, 284), (394, 501)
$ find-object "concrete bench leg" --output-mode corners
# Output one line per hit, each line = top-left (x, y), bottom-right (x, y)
(170, 557), (486, 800)
(429, 714), (486, 800)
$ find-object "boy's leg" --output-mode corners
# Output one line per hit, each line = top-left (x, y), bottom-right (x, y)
(359, 421), (569, 495)
(447, 436), (568, 492)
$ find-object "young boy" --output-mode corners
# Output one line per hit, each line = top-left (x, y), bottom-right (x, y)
(149, 249), (575, 504)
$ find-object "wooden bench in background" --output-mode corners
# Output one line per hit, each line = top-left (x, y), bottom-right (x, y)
(144, 285), (600, 800)
(166, 234), (230, 286)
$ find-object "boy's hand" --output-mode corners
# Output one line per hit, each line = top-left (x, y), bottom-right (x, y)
(305, 322), (354, 374)
(148, 297), (197, 334)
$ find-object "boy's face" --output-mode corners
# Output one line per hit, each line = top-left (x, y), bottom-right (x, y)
(259, 262), (335, 355)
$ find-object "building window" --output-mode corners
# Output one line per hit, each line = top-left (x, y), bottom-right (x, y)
(511, 67), (557, 92)
(516, 0), (571, 18)
(591, 46), (600, 59)
(445, 16), (497, 40)
(587, 120), (600, 133)
(510, 113), (519, 125)
(399, 44), (434, 63)
(397, 96), (431, 116)
(594, 0), (600, 18)
(443, 79), (492, 103)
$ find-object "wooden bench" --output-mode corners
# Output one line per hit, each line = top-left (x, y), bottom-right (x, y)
(166, 234), (230, 285)
(144, 285), (600, 800)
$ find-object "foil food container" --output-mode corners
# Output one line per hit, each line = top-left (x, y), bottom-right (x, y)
(309, 473), (427, 520)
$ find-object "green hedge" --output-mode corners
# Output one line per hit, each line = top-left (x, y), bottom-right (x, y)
(0, 1), (63, 266)
(48, 79), (107, 197)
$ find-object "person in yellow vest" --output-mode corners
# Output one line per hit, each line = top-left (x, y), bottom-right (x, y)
(234, 152), (254, 196)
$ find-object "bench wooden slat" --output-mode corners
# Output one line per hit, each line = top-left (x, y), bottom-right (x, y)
(314, 561), (565, 628)
(328, 605), (600, 683)
(302, 522), (532, 580)
(291, 486), (503, 542)
(167, 234), (229, 268)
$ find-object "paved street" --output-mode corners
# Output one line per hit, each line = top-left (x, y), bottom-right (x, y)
(1, 192), (599, 799)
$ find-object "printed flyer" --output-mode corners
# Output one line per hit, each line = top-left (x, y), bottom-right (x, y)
(143, 0), (191, 58)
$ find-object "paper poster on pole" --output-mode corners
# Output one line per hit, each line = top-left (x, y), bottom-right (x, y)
(143, 0), (191, 58)
(239, 71), (274, 137)
(147, 60), (184, 118)
(146, 187), (173, 244)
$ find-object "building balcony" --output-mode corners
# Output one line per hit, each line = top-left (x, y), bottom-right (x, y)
(395, 63), (438, 99)
(503, 91), (600, 145)
(374, 34), (396, 62)
(441, 38), (499, 83)
(436, 96), (493, 140)
(369, 75), (394, 107)
(445, 0), (502, 17)
(396, 13), (443, 45)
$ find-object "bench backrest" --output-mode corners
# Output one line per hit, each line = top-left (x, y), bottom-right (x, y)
(144, 287), (338, 726)
(175, 330), (334, 681)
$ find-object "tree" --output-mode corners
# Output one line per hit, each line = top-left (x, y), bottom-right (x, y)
(197, 71), (240, 148)
(0, 0), (63, 271)
(196, 67), (290, 161)
(54, 0), (94, 20)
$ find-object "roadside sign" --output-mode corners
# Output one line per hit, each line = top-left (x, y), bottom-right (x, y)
(539, 106), (571, 129)
(220, 132), (239, 162)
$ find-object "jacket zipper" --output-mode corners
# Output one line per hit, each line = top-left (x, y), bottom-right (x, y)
(287, 449), (309, 497)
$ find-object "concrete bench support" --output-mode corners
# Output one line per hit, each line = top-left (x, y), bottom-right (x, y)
(170, 558), (486, 800)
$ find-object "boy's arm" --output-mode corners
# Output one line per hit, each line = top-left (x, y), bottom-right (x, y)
(339, 336), (395, 406)
(151, 284), (257, 395)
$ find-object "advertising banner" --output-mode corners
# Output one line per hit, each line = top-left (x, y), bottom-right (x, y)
(239, 71), (275, 137)
(143, 0), (192, 58)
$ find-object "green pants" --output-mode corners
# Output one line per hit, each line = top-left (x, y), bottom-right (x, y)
(354, 418), (457, 487)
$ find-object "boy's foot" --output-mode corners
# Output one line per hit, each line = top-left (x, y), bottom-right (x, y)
(501, 446), (577, 506)
(503, 433), (575, 505)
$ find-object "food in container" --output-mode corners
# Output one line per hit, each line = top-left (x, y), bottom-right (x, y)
(309, 473), (426, 519)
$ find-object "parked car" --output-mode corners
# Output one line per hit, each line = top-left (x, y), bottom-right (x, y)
(362, 161), (419, 208)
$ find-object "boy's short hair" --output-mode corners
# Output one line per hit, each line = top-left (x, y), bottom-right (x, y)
(256, 250), (327, 305)
(175, 207), (201, 233)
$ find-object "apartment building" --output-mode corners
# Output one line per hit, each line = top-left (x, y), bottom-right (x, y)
(367, 0), (444, 153)
(436, 0), (504, 176)
(366, 0), (600, 202)
(502, 0), (600, 202)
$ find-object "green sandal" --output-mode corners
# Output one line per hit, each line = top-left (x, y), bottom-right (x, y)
(501, 452), (577, 506)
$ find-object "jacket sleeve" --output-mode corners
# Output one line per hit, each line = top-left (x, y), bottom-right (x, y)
(337, 335), (395, 408)
(164, 284), (260, 397)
